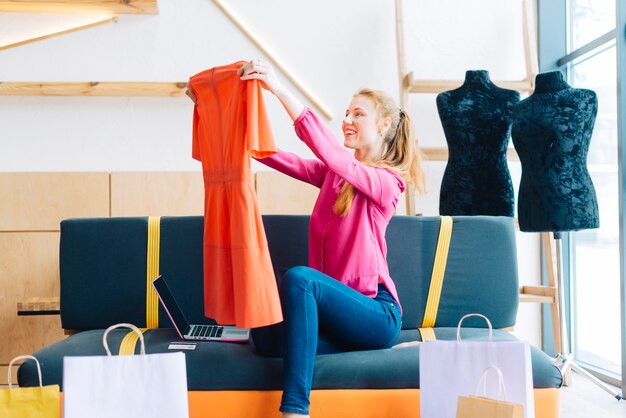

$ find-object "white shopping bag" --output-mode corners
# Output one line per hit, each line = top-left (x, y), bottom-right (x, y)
(63, 323), (189, 418)
(420, 314), (535, 418)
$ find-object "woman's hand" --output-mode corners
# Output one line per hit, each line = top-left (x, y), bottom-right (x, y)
(238, 60), (285, 97)
(239, 59), (304, 121)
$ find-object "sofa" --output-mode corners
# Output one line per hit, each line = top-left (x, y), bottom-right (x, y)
(18, 215), (562, 417)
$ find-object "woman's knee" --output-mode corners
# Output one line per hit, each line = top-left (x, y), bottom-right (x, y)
(282, 266), (314, 291)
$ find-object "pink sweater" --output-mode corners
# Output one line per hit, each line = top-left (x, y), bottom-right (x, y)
(257, 108), (405, 310)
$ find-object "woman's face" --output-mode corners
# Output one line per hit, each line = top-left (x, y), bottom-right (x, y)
(342, 95), (388, 161)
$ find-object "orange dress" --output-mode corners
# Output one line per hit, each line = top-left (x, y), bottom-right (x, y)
(189, 61), (283, 328)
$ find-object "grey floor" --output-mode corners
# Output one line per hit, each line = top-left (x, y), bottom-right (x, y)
(561, 371), (625, 417)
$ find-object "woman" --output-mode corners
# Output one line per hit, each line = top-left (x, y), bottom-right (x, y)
(188, 60), (424, 418)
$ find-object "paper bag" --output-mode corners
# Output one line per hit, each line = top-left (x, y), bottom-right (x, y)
(0, 355), (60, 418)
(456, 366), (524, 418)
(63, 323), (189, 418)
(420, 313), (534, 418)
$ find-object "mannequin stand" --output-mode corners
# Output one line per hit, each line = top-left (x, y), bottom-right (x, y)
(552, 232), (623, 400)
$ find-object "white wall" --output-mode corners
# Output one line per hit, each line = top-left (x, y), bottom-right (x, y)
(0, 0), (542, 346)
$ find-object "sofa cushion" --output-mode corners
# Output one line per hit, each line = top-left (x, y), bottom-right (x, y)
(60, 215), (519, 331)
(19, 328), (561, 390)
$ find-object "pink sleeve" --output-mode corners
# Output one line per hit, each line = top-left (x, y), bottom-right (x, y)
(255, 148), (327, 189)
(293, 108), (406, 207)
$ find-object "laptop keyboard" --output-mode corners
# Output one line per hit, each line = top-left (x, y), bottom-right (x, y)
(190, 325), (224, 339)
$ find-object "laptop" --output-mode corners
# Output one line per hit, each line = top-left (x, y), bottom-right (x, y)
(152, 275), (250, 342)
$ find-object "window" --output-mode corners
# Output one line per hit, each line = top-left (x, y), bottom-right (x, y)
(570, 44), (621, 378)
(542, 0), (624, 385)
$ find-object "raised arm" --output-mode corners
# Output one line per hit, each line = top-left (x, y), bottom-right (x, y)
(238, 60), (404, 207)
(238, 60), (304, 122)
(294, 108), (405, 207)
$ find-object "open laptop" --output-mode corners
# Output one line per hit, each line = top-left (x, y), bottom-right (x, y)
(152, 275), (250, 342)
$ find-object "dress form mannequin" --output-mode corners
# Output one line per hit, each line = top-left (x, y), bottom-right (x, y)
(512, 70), (599, 232)
(437, 70), (520, 216)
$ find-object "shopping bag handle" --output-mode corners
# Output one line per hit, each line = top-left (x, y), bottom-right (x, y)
(475, 365), (509, 401)
(456, 313), (493, 342)
(102, 323), (146, 356)
(8, 355), (42, 389)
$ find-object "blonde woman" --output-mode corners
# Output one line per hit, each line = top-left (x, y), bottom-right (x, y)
(189, 59), (424, 418)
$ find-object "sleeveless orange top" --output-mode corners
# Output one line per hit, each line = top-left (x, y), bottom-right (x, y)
(190, 61), (283, 328)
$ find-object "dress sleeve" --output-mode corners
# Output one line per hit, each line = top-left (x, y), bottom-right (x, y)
(293, 108), (406, 207)
(192, 104), (202, 162)
(246, 79), (277, 159)
(255, 149), (327, 189)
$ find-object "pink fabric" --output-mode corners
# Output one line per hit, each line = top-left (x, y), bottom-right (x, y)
(257, 108), (405, 311)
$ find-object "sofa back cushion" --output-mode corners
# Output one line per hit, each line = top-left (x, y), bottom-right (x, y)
(60, 215), (518, 331)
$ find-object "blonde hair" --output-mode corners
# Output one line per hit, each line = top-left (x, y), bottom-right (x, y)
(333, 88), (426, 216)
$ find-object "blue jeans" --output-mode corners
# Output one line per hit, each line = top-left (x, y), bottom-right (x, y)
(251, 266), (402, 415)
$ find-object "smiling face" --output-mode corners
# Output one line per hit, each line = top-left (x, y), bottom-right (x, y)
(342, 95), (390, 162)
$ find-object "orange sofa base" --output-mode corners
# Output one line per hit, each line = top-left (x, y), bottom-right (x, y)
(57, 388), (559, 417)
(186, 388), (561, 418)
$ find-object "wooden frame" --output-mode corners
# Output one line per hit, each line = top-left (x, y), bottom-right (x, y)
(0, 0), (158, 14)
(0, 0), (332, 121)
(395, 0), (539, 215)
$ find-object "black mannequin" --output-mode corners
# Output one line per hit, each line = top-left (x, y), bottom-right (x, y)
(512, 70), (599, 232)
(437, 70), (520, 216)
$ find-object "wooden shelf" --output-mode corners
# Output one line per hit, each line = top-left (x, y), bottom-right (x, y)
(0, 81), (188, 96)
(407, 72), (534, 94)
(17, 297), (60, 315)
(519, 285), (557, 304)
(422, 147), (519, 162)
(0, 0), (158, 14)
(0, 16), (117, 52)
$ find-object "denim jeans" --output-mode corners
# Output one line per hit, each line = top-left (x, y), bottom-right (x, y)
(251, 266), (402, 415)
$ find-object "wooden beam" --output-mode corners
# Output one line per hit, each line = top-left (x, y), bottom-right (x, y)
(211, 0), (333, 120)
(407, 72), (534, 94)
(394, 0), (415, 217)
(0, 0), (158, 14)
(0, 16), (117, 52)
(0, 81), (188, 96)
(522, 0), (539, 82)
(421, 147), (520, 162)
(519, 293), (555, 304)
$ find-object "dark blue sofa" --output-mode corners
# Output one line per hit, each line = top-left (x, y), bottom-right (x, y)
(18, 215), (562, 417)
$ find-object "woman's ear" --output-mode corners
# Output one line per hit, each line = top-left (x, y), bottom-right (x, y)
(380, 116), (392, 137)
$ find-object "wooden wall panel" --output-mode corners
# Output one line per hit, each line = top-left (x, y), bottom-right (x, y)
(0, 173), (110, 231)
(110, 172), (204, 217)
(0, 364), (18, 386)
(256, 171), (319, 215)
(0, 233), (65, 364)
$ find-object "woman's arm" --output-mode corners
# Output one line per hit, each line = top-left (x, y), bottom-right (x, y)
(294, 108), (405, 207)
(254, 149), (326, 189)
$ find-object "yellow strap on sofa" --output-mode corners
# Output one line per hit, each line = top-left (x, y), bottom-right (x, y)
(119, 328), (148, 355)
(418, 327), (436, 341)
(418, 216), (453, 341)
(146, 216), (161, 329)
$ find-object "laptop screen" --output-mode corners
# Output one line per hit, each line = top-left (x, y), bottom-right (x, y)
(152, 275), (189, 335)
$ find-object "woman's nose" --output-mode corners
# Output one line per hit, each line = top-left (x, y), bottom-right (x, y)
(344, 114), (353, 124)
